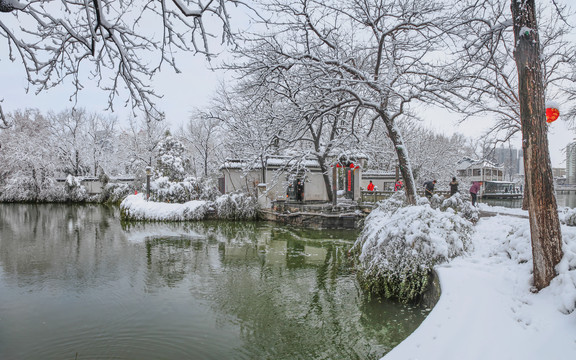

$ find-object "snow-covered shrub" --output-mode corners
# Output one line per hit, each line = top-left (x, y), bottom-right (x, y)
(149, 176), (220, 203)
(0, 176), (66, 202)
(64, 175), (87, 202)
(352, 196), (474, 303)
(429, 193), (444, 209)
(560, 207), (576, 226)
(441, 193), (479, 223)
(215, 192), (260, 220)
(101, 182), (135, 204)
(0, 176), (40, 202)
(505, 221), (576, 314)
(553, 233), (576, 314)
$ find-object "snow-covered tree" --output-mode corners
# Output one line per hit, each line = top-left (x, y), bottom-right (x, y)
(84, 112), (119, 177)
(222, 48), (369, 201)
(510, 0), (563, 290)
(453, 1), (576, 145)
(47, 108), (90, 176)
(180, 112), (223, 178)
(0, 0), (250, 120)
(0, 109), (59, 200)
(156, 132), (187, 182)
(119, 116), (167, 175)
(232, 0), (466, 204)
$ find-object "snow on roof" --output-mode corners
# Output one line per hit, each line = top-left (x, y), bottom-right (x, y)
(362, 170), (396, 177)
(456, 157), (503, 171)
(221, 157), (323, 170)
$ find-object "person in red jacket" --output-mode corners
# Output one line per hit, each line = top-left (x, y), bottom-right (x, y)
(470, 181), (481, 206)
(367, 180), (375, 191)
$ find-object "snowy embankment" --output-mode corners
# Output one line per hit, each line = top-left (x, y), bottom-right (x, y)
(120, 192), (259, 221)
(120, 194), (208, 221)
(383, 204), (576, 360)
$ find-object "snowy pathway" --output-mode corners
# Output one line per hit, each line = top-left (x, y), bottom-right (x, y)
(382, 212), (576, 360)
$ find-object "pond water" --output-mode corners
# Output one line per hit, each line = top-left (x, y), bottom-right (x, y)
(480, 192), (576, 209)
(0, 204), (429, 360)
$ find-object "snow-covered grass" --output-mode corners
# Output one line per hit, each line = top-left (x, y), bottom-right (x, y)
(382, 205), (576, 360)
(353, 192), (476, 303)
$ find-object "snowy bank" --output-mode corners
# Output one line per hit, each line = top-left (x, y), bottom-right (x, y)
(383, 209), (576, 360)
(120, 194), (209, 221)
(119, 192), (260, 221)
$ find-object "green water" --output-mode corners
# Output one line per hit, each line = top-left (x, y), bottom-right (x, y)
(0, 204), (428, 360)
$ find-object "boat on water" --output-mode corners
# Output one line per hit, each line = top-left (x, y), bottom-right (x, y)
(480, 181), (523, 199)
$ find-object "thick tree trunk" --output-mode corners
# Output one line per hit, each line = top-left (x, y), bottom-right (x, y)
(511, 0), (563, 290)
(380, 112), (417, 205)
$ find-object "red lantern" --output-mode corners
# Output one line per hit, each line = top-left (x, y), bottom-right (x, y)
(546, 107), (560, 123)
(336, 163), (341, 168)
(349, 163), (355, 168)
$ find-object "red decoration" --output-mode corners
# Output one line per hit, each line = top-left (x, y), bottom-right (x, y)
(336, 164), (341, 168)
(546, 107), (560, 123)
(349, 163), (355, 168)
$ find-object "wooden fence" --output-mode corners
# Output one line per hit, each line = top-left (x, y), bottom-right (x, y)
(360, 190), (453, 203)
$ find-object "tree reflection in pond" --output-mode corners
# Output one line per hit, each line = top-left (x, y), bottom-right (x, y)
(141, 221), (428, 359)
(0, 205), (429, 360)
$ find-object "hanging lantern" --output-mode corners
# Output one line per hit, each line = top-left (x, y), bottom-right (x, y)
(336, 163), (342, 168)
(349, 163), (355, 168)
(546, 107), (560, 123)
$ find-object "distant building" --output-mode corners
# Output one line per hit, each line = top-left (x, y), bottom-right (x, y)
(361, 171), (398, 191)
(456, 157), (504, 182)
(552, 168), (566, 179)
(220, 156), (366, 207)
(491, 146), (522, 180)
(566, 141), (576, 184)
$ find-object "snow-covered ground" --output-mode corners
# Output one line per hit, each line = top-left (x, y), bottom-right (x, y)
(383, 204), (576, 360)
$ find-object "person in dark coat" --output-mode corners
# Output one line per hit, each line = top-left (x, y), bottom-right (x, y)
(424, 180), (436, 199)
(470, 181), (481, 206)
(296, 179), (304, 201)
(449, 177), (459, 196)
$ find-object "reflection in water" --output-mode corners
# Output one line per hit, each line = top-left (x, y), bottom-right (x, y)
(0, 204), (428, 360)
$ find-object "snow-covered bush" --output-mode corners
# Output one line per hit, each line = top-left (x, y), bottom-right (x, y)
(64, 175), (87, 202)
(560, 207), (576, 227)
(441, 192), (480, 223)
(504, 221), (576, 314)
(101, 182), (135, 204)
(148, 176), (220, 203)
(0, 176), (66, 202)
(352, 194), (474, 303)
(554, 234), (576, 314)
(0, 176), (41, 202)
(215, 192), (260, 220)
